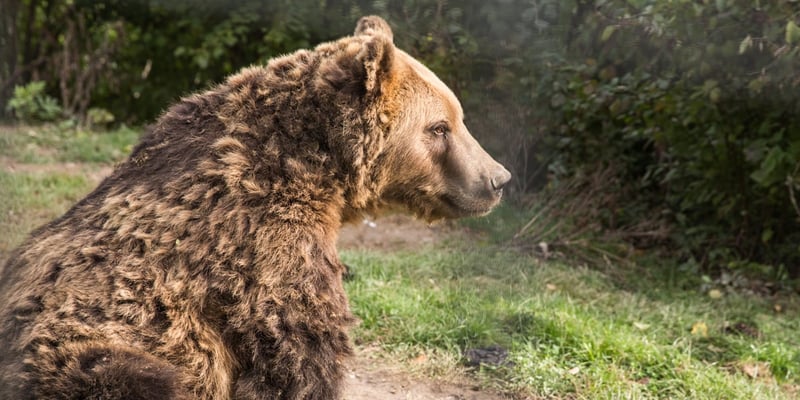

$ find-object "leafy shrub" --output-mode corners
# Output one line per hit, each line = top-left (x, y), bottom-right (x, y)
(6, 81), (63, 123)
(544, 1), (800, 279)
(86, 107), (115, 129)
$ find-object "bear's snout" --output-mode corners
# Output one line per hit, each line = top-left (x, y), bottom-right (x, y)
(435, 127), (512, 218)
(489, 166), (512, 195)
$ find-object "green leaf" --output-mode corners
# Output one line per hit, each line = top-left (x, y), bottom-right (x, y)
(786, 21), (800, 44)
(750, 147), (786, 186)
(194, 52), (209, 69)
(601, 26), (616, 42)
(748, 76), (767, 93)
(738, 35), (752, 55)
(762, 228), (774, 244)
(708, 87), (721, 103)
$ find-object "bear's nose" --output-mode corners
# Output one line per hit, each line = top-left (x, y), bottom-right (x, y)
(490, 167), (512, 192)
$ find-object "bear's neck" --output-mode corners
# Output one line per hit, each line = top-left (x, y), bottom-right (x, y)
(211, 63), (388, 224)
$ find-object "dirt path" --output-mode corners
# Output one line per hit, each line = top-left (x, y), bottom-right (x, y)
(337, 213), (452, 251)
(344, 347), (509, 400)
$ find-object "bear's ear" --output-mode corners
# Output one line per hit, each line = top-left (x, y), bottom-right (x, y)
(317, 18), (395, 98)
(354, 16), (394, 93)
(354, 15), (394, 43)
(358, 33), (394, 94)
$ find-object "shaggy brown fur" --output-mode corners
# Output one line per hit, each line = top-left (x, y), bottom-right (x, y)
(0, 16), (509, 399)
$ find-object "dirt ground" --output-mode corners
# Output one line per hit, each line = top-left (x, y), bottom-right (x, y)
(344, 346), (509, 400)
(337, 213), (451, 251)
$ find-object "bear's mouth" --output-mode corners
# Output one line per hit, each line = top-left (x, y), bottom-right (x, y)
(381, 186), (502, 221)
(439, 191), (501, 218)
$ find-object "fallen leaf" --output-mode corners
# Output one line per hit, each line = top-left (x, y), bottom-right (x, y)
(740, 361), (772, 380)
(691, 321), (708, 337)
(708, 289), (723, 299)
(545, 283), (557, 291)
(567, 366), (581, 375)
(601, 25), (616, 42)
(538, 242), (550, 258)
(633, 322), (650, 331)
(707, 344), (725, 353)
(742, 363), (759, 378)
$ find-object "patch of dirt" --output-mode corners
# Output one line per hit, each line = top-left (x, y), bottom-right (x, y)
(344, 347), (511, 400)
(337, 214), (452, 252)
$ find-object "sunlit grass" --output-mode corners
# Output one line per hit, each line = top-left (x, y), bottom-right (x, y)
(0, 124), (139, 164)
(343, 242), (800, 399)
(0, 124), (137, 256)
(0, 170), (94, 254)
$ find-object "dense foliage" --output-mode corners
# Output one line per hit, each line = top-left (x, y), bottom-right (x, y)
(548, 1), (800, 280)
(2, 0), (800, 280)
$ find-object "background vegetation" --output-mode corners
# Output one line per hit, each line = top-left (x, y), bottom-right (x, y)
(2, 1), (800, 279)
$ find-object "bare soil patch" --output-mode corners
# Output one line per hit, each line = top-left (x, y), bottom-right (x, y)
(337, 214), (452, 252)
(344, 346), (510, 400)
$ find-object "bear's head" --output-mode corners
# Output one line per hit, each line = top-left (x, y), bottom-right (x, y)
(315, 16), (511, 222)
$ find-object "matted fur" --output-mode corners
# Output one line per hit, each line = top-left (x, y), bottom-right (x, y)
(0, 16), (509, 400)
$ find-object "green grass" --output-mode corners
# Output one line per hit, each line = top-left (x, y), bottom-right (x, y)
(0, 124), (138, 255)
(0, 170), (94, 254)
(0, 124), (139, 163)
(343, 240), (800, 399)
(1, 125), (798, 399)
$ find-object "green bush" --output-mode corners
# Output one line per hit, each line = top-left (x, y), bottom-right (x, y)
(6, 81), (63, 123)
(86, 107), (115, 129)
(545, 1), (800, 279)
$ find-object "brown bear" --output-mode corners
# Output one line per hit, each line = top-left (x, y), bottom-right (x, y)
(0, 16), (510, 400)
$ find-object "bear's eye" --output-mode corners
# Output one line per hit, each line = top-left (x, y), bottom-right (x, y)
(430, 122), (450, 137)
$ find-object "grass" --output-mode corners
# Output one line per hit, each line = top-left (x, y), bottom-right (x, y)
(343, 244), (800, 399)
(0, 123), (138, 163)
(344, 205), (800, 399)
(0, 171), (94, 253)
(0, 124), (139, 255)
(1, 124), (798, 399)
